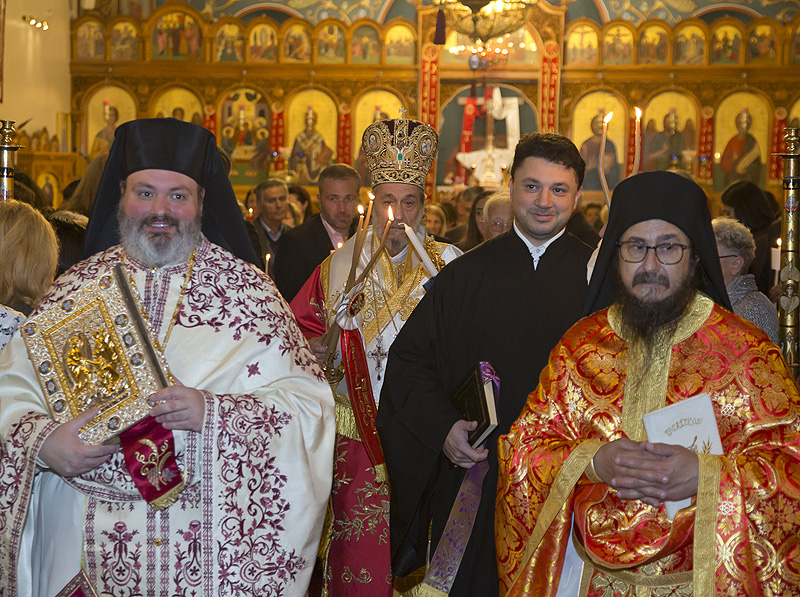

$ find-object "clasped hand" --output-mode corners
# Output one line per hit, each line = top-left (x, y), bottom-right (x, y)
(592, 438), (699, 508)
(444, 420), (489, 469)
(39, 382), (205, 478)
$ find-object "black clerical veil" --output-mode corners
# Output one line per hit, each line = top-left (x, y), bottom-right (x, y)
(83, 118), (258, 266)
(584, 171), (731, 315)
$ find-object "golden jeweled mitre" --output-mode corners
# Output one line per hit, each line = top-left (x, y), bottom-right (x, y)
(361, 118), (438, 190)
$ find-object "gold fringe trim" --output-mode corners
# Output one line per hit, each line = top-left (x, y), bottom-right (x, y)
(410, 583), (448, 597)
(334, 390), (362, 442)
(694, 453), (721, 595)
(374, 463), (388, 484)
(148, 476), (185, 511)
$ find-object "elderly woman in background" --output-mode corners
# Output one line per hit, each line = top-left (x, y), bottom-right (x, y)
(713, 216), (778, 344)
(0, 200), (59, 350)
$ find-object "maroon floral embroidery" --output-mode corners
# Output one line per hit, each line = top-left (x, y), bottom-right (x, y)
(247, 362), (261, 377)
(180, 242), (323, 381)
(99, 521), (143, 594)
(215, 393), (306, 593)
(0, 412), (58, 595)
(173, 520), (203, 590)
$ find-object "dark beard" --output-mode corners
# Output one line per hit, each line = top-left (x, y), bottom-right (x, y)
(613, 261), (700, 345)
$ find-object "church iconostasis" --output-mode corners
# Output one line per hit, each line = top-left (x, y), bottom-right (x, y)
(562, 14), (800, 194)
(71, 6), (419, 185)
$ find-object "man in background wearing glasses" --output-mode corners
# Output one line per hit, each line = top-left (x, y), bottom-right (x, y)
(497, 171), (800, 596)
(477, 189), (515, 241)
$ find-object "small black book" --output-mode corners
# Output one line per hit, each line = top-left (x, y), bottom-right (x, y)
(449, 362), (499, 449)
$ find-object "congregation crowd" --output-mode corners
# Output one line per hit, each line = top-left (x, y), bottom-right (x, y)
(0, 115), (797, 596)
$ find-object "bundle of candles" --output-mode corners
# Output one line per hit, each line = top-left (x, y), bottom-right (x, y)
(320, 195), (391, 365)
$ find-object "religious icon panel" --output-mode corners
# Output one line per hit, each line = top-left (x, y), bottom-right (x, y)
(152, 12), (202, 60)
(282, 23), (312, 63)
(151, 87), (203, 126)
(352, 25), (381, 64)
(571, 91), (625, 192)
(565, 24), (599, 66)
(317, 23), (346, 64)
(385, 23), (415, 64)
(76, 21), (105, 60)
(215, 23), (244, 63)
(110, 21), (138, 61)
(218, 88), (272, 182)
(637, 24), (669, 65)
(248, 22), (278, 63)
(714, 91), (769, 190)
(641, 92), (697, 174)
(674, 24), (705, 65)
(602, 25), (634, 66)
(746, 24), (779, 64)
(709, 24), (742, 65)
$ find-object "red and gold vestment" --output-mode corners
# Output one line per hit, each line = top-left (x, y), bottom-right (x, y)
(497, 293), (800, 596)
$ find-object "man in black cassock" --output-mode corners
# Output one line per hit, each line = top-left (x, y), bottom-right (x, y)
(377, 133), (594, 596)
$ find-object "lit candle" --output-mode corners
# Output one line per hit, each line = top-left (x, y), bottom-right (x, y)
(599, 111), (614, 207)
(632, 107), (642, 176)
(265, 253), (270, 271)
(403, 224), (438, 277)
(248, 207), (253, 221)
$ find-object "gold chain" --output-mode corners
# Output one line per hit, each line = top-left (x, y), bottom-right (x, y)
(121, 249), (197, 351)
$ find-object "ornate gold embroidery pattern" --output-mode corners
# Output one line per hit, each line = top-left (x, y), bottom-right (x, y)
(362, 255), (425, 346)
(135, 437), (175, 491)
(507, 440), (604, 593)
(609, 292), (713, 440)
(694, 453), (721, 595)
(574, 539), (693, 591)
(341, 566), (372, 584)
(424, 236), (446, 272)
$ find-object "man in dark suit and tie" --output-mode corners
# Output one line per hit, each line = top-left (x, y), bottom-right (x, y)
(274, 164), (361, 302)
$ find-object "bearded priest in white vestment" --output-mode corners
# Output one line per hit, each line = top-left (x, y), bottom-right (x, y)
(0, 118), (334, 596)
(291, 116), (461, 595)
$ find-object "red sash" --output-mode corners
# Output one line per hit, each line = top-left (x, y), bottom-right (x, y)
(340, 328), (385, 469)
(119, 416), (185, 510)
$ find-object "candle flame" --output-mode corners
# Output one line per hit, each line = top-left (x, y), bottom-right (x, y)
(634, 106), (642, 120)
(358, 204), (364, 215)
(778, 238), (782, 247)
(388, 206), (394, 221)
(265, 254), (270, 262)
(337, 242), (343, 249)
(603, 112), (614, 125)
(368, 192), (374, 201)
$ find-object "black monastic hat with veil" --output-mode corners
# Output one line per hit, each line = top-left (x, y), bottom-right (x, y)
(583, 170), (732, 316)
(83, 118), (258, 266)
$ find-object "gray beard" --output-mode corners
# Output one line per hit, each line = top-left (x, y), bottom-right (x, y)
(118, 210), (202, 268)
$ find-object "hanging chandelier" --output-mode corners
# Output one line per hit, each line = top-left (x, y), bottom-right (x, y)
(433, 0), (537, 43)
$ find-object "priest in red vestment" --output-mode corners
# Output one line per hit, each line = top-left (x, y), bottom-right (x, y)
(497, 171), (800, 596)
(291, 116), (461, 595)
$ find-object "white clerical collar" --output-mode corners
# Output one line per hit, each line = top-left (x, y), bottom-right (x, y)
(513, 222), (565, 270)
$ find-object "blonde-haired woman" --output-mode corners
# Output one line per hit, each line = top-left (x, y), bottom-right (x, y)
(0, 200), (59, 328)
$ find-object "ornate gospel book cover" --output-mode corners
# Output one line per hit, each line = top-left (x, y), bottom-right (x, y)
(642, 392), (723, 518)
(21, 265), (171, 445)
(55, 570), (100, 597)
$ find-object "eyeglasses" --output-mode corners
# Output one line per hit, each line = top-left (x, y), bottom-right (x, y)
(488, 220), (513, 233)
(617, 241), (691, 265)
(718, 254), (738, 259)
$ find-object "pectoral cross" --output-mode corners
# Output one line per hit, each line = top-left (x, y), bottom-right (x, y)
(399, 106), (408, 119)
(367, 337), (389, 380)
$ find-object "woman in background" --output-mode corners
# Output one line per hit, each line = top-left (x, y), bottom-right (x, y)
(0, 200), (59, 350)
